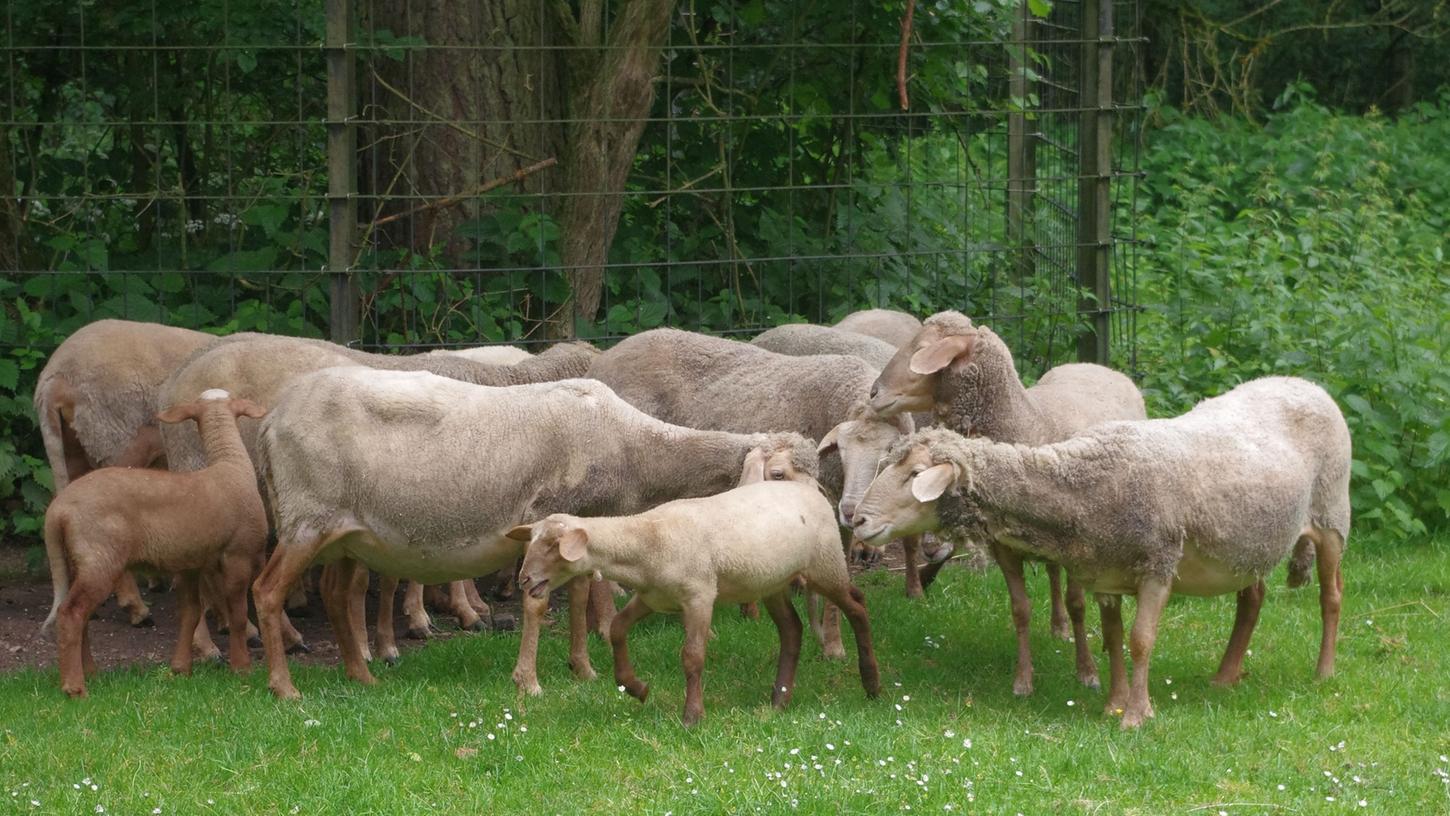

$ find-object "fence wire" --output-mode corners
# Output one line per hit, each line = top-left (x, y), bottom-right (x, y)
(2, 0), (1142, 379)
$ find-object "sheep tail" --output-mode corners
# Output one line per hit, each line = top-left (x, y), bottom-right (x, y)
(40, 510), (69, 636)
(1286, 536), (1315, 589)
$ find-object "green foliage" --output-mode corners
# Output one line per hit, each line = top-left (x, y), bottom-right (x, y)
(1134, 92), (1450, 540)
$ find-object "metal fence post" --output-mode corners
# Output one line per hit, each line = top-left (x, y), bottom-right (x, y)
(326, 0), (360, 345)
(1007, 2), (1037, 288)
(1076, 0), (1113, 365)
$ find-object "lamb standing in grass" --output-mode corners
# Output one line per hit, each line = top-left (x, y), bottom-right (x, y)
(851, 376), (1351, 728)
(252, 368), (815, 699)
(41, 389), (268, 697)
(511, 479), (881, 726)
(867, 312), (1147, 693)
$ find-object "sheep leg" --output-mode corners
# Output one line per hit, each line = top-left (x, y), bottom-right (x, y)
(402, 581), (434, 640)
(219, 559), (253, 673)
(191, 610), (223, 663)
(375, 574), (401, 666)
(512, 591), (549, 696)
(463, 579), (491, 616)
(1313, 530), (1345, 679)
(762, 592), (803, 709)
(253, 531), (333, 700)
(1046, 563), (1071, 640)
(680, 599), (715, 727)
(901, 535), (924, 599)
(322, 558), (376, 687)
(993, 544), (1035, 696)
(1066, 578), (1100, 689)
(169, 573), (203, 677)
(817, 583), (881, 699)
(609, 595), (654, 703)
(114, 571), (154, 627)
(1097, 593), (1128, 717)
(280, 611), (307, 654)
(81, 626), (97, 678)
(57, 572), (113, 697)
(739, 602), (760, 619)
(1210, 579), (1265, 687)
(346, 564), (373, 662)
(1121, 577), (1171, 729)
(587, 579), (617, 639)
(567, 576), (598, 681)
(446, 580), (485, 631)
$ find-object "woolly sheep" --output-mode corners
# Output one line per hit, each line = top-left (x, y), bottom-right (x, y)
(251, 368), (816, 699)
(868, 312), (1147, 693)
(41, 389), (268, 697)
(833, 308), (922, 348)
(511, 479), (881, 726)
(34, 319), (218, 627)
(851, 376), (1351, 728)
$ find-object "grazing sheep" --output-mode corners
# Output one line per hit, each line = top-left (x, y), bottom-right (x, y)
(34, 319), (218, 627)
(833, 308), (922, 348)
(851, 376), (1351, 728)
(41, 389), (268, 697)
(867, 312), (1147, 693)
(512, 479), (881, 727)
(251, 368), (815, 699)
(159, 332), (597, 641)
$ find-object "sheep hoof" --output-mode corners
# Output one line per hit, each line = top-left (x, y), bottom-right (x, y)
(464, 618), (487, 633)
(1012, 677), (1034, 697)
(681, 708), (701, 727)
(1079, 672), (1101, 691)
(62, 684), (88, 698)
(405, 626), (430, 641)
(285, 641), (312, 655)
(383, 652), (400, 667)
(490, 613), (517, 632)
(627, 681), (649, 703)
(246, 635), (263, 649)
(210, 653), (226, 667)
(131, 614), (155, 628)
(1051, 623), (1072, 641)
(272, 685), (302, 701)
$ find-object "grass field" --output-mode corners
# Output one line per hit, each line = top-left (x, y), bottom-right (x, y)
(1, 537), (1446, 815)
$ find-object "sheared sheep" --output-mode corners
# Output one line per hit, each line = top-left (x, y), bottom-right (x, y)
(851, 376), (1351, 728)
(35, 319), (218, 628)
(41, 389), (268, 697)
(512, 479), (881, 727)
(867, 312), (1146, 693)
(251, 368), (816, 699)
(833, 308), (922, 348)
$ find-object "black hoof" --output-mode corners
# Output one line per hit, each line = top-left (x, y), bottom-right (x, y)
(465, 618), (487, 633)
(133, 615), (155, 628)
(384, 654), (400, 667)
(209, 653), (226, 666)
(285, 641), (311, 655)
(491, 613), (517, 632)
(247, 635), (263, 649)
(405, 627), (430, 641)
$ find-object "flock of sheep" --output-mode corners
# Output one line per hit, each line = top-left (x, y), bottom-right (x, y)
(31, 308), (1351, 728)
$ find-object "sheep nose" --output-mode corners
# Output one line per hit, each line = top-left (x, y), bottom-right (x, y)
(869, 383), (879, 399)
(850, 514), (866, 529)
(840, 504), (856, 523)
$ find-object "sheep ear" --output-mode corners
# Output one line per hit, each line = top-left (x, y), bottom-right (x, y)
(911, 463), (956, 502)
(816, 426), (840, 457)
(908, 334), (975, 375)
(230, 399), (267, 419)
(558, 527), (589, 562)
(504, 525), (534, 542)
(155, 403), (196, 425)
(738, 447), (767, 484)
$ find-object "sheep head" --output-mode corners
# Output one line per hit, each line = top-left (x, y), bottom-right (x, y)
(510, 515), (591, 600)
(818, 401), (914, 527)
(850, 442), (956, 548)
(868, 311), (976, 416)
(738, 432), (820, 486)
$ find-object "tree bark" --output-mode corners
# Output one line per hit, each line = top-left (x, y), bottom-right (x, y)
(363, 0), (566, 256)
(555, 0), (676, 334)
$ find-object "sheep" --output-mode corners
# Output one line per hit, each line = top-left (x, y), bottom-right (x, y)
(159, 332), (598, 643)
(426, 345), (533, 365)
(34, 319), (218, 627)
(866, 312), (1147, 694)
(850, 376), (1351, 728)
(511, 479), (881, 726)
(833, 308), (922, 348)
(588, 328), (920, 651)
(40, 389), (268, 697)
(750, 324), (950, 596)
(250, 367), (816, 699)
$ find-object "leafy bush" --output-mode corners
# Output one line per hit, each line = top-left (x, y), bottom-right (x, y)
(1134, 90), (1450, 541)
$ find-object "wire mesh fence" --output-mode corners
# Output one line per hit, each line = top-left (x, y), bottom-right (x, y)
(2, 0), (1142, 377)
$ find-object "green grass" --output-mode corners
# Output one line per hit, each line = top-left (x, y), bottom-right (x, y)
(2, 538), (1448, 815)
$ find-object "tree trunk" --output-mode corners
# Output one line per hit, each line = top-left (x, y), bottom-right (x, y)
(363, 0), (566, 257)
(556, 0), (676, 334)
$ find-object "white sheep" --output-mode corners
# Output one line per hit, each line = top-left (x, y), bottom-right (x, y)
(851, 376), (1352, 728)
(251, 368), (816, 699)
(34, 319), (218, 627)
(833, 308), (922, 348)
(41, 389), (268, 697)
(511, 479), (881, 726)
(867, 312), (1147, 693)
